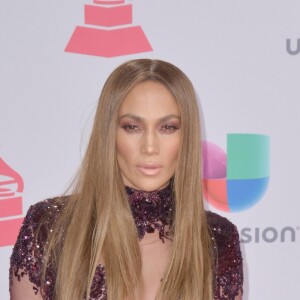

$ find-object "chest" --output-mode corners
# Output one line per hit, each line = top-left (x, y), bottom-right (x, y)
(90, 240), (172, 300)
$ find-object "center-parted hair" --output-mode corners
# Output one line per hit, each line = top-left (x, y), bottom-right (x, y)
(43, 59), (213, 300)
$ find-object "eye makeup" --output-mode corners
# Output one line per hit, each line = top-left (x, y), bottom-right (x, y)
(118, 115), (181, 134)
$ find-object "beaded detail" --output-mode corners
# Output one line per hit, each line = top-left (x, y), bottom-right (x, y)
(126, 185), (174, 241)
(9, 187), (243, 300)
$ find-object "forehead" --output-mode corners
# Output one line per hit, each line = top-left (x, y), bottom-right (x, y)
(118, 81), (180, 118)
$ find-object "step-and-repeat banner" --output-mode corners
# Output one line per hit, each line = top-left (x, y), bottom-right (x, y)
(1, 1), (299, 299)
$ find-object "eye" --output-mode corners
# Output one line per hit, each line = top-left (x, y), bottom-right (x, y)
(160, 124), (180, 133)
(121, 124), (141, 133)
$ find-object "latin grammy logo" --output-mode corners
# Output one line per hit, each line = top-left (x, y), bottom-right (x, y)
(65, 0), (152, 57)
(0, 158), (24, 247)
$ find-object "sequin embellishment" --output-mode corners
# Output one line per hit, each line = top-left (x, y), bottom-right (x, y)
(9, 186), (243, 300)
(126, 185), (174, 241)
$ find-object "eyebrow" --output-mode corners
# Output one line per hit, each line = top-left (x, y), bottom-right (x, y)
(119, 114), (181, 123)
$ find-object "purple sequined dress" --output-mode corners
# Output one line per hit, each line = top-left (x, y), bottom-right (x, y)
(9, 186), (243, 299)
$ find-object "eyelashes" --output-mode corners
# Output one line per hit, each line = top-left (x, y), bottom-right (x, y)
(160, 124), (180, 133)
(121, 124), (140, 132)
(120, 123), (180, 134)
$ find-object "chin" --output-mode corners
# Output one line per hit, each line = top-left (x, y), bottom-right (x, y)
(137, 180), (170, 192)
(127, 179), (171, 192)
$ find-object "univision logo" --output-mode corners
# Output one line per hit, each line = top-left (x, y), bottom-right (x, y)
(286, 38), (300, 55)
(240, 226), (299, 243)
(202, 133), (270, 212)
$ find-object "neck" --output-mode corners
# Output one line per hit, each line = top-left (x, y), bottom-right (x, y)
(125, 184), (174, 242)
(139, 229), (170, 246)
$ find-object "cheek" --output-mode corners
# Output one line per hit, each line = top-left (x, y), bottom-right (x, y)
(116, 133), (136, 165)
(164, 139), (180, 167)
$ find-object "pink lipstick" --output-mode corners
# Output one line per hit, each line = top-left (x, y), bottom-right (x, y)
(136, 164), (162, 176)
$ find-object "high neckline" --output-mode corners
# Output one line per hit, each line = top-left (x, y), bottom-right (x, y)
(125, 185), (174, 242)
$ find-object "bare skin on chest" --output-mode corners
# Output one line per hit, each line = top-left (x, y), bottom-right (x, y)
(98, 230), (172, 300)
(137, 230), (172, 300)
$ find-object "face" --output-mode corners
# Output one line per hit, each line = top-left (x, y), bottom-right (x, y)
(116, 81), (181, 192)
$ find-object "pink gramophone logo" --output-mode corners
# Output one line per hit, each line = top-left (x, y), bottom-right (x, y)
(65, 0), (152, 57)
(0, 158), (24, 247)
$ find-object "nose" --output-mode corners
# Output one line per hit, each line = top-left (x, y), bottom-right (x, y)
(141, 129), (159, 155)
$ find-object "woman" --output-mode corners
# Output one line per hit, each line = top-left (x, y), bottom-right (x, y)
(9, 59), (243, 300)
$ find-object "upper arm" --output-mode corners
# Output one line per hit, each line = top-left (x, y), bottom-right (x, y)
(234, 288), (243, 300)
(10, 271), (42, 300)
(217, 223), (243, 299)
(208, 212), (243, 300)
(9, 201), (53, 300)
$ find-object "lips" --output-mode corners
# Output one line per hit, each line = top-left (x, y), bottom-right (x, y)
(136, 164), (162, 176)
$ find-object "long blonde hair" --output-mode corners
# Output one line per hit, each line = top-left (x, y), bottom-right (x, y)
(43, 59), (213, 300)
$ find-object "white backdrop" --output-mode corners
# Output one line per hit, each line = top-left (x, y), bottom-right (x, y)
(1, 1), (299, 299)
